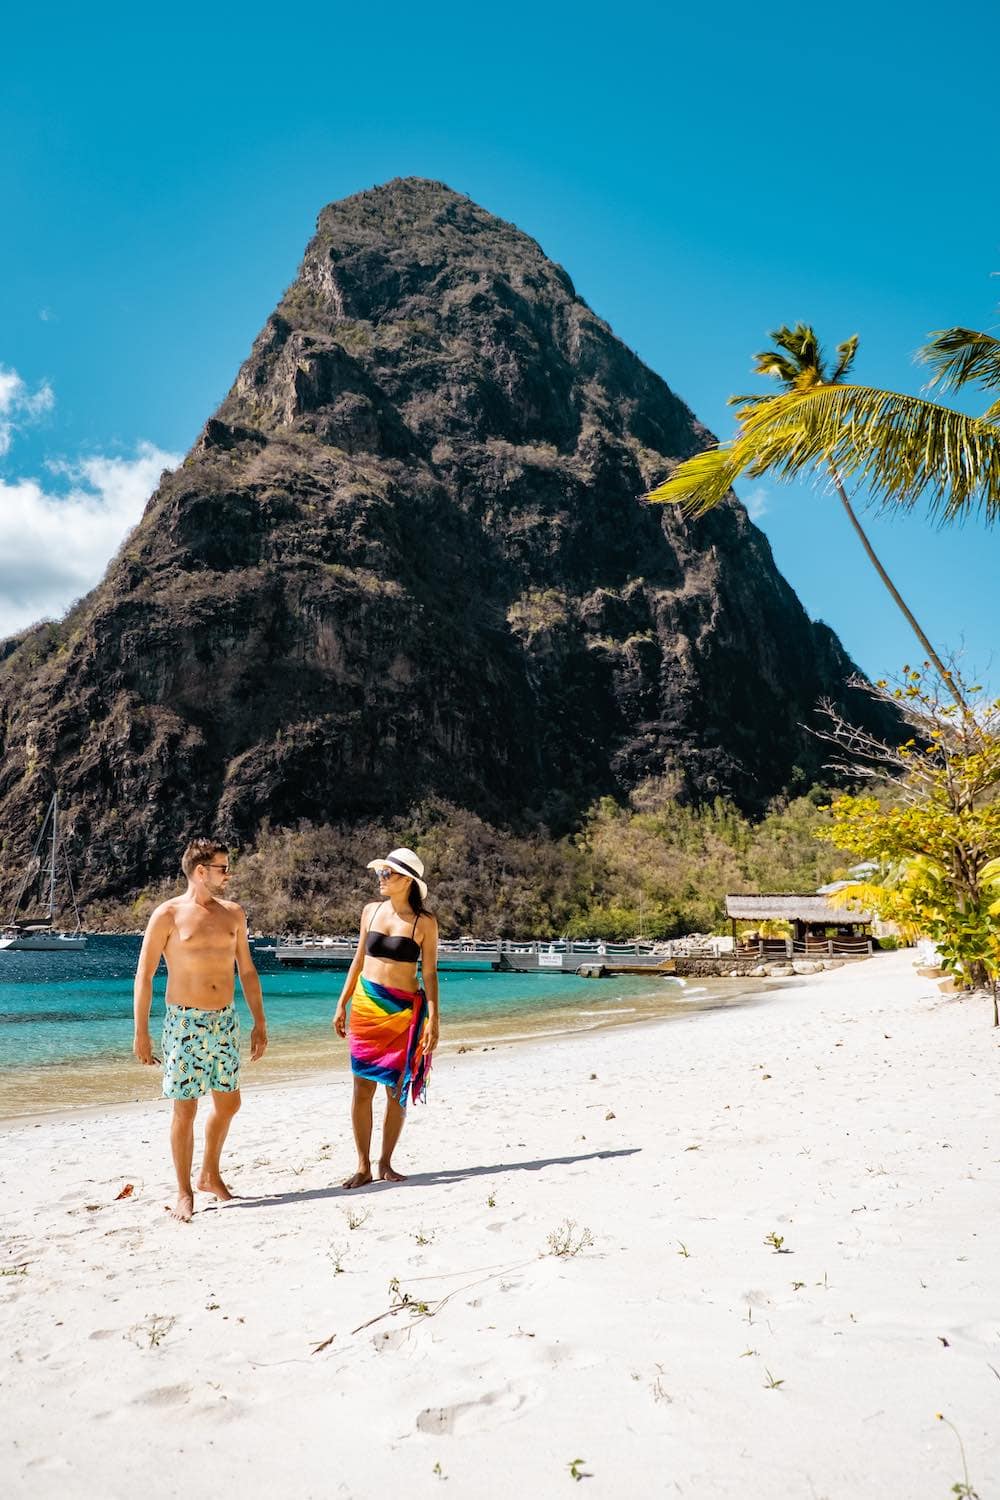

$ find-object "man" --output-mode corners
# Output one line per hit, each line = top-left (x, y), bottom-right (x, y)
(133, 838), (267, 1221)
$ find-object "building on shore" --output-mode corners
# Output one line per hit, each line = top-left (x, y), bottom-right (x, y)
(724, 892), (875, 957)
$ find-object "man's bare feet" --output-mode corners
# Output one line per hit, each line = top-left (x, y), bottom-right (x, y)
(196, 1171), (235, 1202)
(342, 1170), (373, 1189)
(378, 1163), (406, 1183)
(169, 1192), (195, 1222)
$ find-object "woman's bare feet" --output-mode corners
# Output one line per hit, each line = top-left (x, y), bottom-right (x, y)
(378, 1162), (406, 1183)
(342, 1169), (373, 1189)
(169, 1192), (195, 1222)
(196, 1171), (235, 1202)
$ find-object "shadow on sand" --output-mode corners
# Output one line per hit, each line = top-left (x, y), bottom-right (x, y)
(227, 1147), (640, 1210)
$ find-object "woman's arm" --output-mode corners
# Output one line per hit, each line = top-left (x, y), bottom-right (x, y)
(333, 904), (373, 1037)
(420, 915), (440, 1054)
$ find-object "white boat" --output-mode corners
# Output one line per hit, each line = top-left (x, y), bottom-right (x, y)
(0, 792), (87, 952)
(0, 930), (87, 951)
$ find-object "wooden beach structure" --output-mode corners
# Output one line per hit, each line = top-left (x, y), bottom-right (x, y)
(724, 893), (875, 959)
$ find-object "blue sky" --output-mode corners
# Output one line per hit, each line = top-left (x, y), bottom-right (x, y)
(1, 0), (996, 689)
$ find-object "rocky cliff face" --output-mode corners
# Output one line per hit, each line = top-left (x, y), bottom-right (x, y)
(0, 179), (892, 903)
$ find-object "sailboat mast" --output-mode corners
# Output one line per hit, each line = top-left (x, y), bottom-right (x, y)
(48, 792), (58, 922)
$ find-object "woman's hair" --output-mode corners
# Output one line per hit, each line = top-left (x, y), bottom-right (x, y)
(408, 881), (433, 918)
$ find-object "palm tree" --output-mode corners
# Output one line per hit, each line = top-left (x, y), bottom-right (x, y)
(647, 323), (1000, 711)
(920, 327), (1000, 411)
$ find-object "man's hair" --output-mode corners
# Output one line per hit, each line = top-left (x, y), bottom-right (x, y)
(181, 838), (228, 879)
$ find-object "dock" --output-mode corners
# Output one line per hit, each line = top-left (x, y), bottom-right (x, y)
(273, 939), (688, 973)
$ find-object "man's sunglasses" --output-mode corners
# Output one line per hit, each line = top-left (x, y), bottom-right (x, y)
(207, 864), (230, 873)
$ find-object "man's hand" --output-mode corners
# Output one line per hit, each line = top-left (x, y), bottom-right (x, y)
(424, 1016), (439, 1056)
(250, 1025), (268, 1062)
(133, 1031), (157, 1066)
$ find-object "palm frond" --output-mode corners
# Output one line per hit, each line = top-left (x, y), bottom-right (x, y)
(752, 352), (799, 384)
(646, 445), (747, 517)
(919, 327), (1000, 393)
(732, 383), (1000, 522)
(831, 335), (859, 383)
(728, 392), (772, 412)
(770, 323), (822, 371)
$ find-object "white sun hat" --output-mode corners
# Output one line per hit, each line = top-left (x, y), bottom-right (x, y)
(366, 847), (428, 901)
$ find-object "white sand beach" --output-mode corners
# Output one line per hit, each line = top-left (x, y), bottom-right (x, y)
(2, 951), (998, 1499)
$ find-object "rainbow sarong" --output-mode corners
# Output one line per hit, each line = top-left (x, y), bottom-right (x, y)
(348, 975), (431, 1107)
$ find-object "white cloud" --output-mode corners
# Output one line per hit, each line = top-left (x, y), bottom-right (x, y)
(744, 486), (769, 522)
(0, 440), (181, 639)
(0, 363), (55, 456)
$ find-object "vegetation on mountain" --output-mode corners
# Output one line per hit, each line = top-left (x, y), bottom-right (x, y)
(86, 784), (849, 939)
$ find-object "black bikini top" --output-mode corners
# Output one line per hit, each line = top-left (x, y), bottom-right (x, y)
(365, 902), (421, 964)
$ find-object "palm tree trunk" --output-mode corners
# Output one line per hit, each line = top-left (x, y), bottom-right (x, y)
(829, 469), (969, 713)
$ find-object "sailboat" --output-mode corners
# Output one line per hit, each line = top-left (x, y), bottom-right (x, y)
(0, 792), (87, 951)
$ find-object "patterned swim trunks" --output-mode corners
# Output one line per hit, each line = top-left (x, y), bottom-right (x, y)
(161, 1003), (241, 1100)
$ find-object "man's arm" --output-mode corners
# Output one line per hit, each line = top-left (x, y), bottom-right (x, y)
(234, 909), (267, 1061)
(133, 905), (173, 1065)
(420, 916), (440, 1055)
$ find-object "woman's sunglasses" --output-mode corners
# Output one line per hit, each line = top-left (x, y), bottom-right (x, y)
(375, 867), (397, 880)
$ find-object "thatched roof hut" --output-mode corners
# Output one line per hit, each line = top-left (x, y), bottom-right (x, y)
(725, 894), (873, 925)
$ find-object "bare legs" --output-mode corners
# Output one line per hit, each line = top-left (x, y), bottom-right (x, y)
(169, 1099), (198, 1221)
(197, 1090), (241, 1200)
(379, 1090), (407, 1182)
(343, 1077), (407, 1188)
(169, 1090), (241, 1219)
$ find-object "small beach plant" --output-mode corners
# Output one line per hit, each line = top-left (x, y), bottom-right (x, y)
(546, 1220), (594, 1257)
(128, 1314), (175, 1349)
(327, 1241), (349, 1274)
(937, 1413), (980, 1498)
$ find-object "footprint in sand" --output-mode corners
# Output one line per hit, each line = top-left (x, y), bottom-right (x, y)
(131, 1384), (192, 1408)
(415, 1382), (542, 1435)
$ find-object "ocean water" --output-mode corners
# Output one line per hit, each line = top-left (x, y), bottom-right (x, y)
(0, 935), (765, 1117)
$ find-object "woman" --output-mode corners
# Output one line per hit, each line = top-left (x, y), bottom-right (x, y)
(333, 847), (439, 1188)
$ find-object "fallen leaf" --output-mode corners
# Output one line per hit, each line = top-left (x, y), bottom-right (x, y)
(115, 1183), (135, 1201)
(311, 1333), (336, 1354)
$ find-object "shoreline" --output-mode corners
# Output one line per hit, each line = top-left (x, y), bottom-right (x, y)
(0, 973), (779, 1125)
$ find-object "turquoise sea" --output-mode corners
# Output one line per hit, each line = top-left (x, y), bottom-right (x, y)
(0, 935), (765, 1118)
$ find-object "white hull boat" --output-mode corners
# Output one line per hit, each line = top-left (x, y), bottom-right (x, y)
(0, 931), (88, 951)
(1, 792), (87, 953)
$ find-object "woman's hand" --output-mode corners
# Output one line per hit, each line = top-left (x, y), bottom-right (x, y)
(333, 1001), (347, 1038)
(424, 1015), (439, 1055)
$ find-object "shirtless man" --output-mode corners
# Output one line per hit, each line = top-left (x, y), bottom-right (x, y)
(133, 838), (267, 1222)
